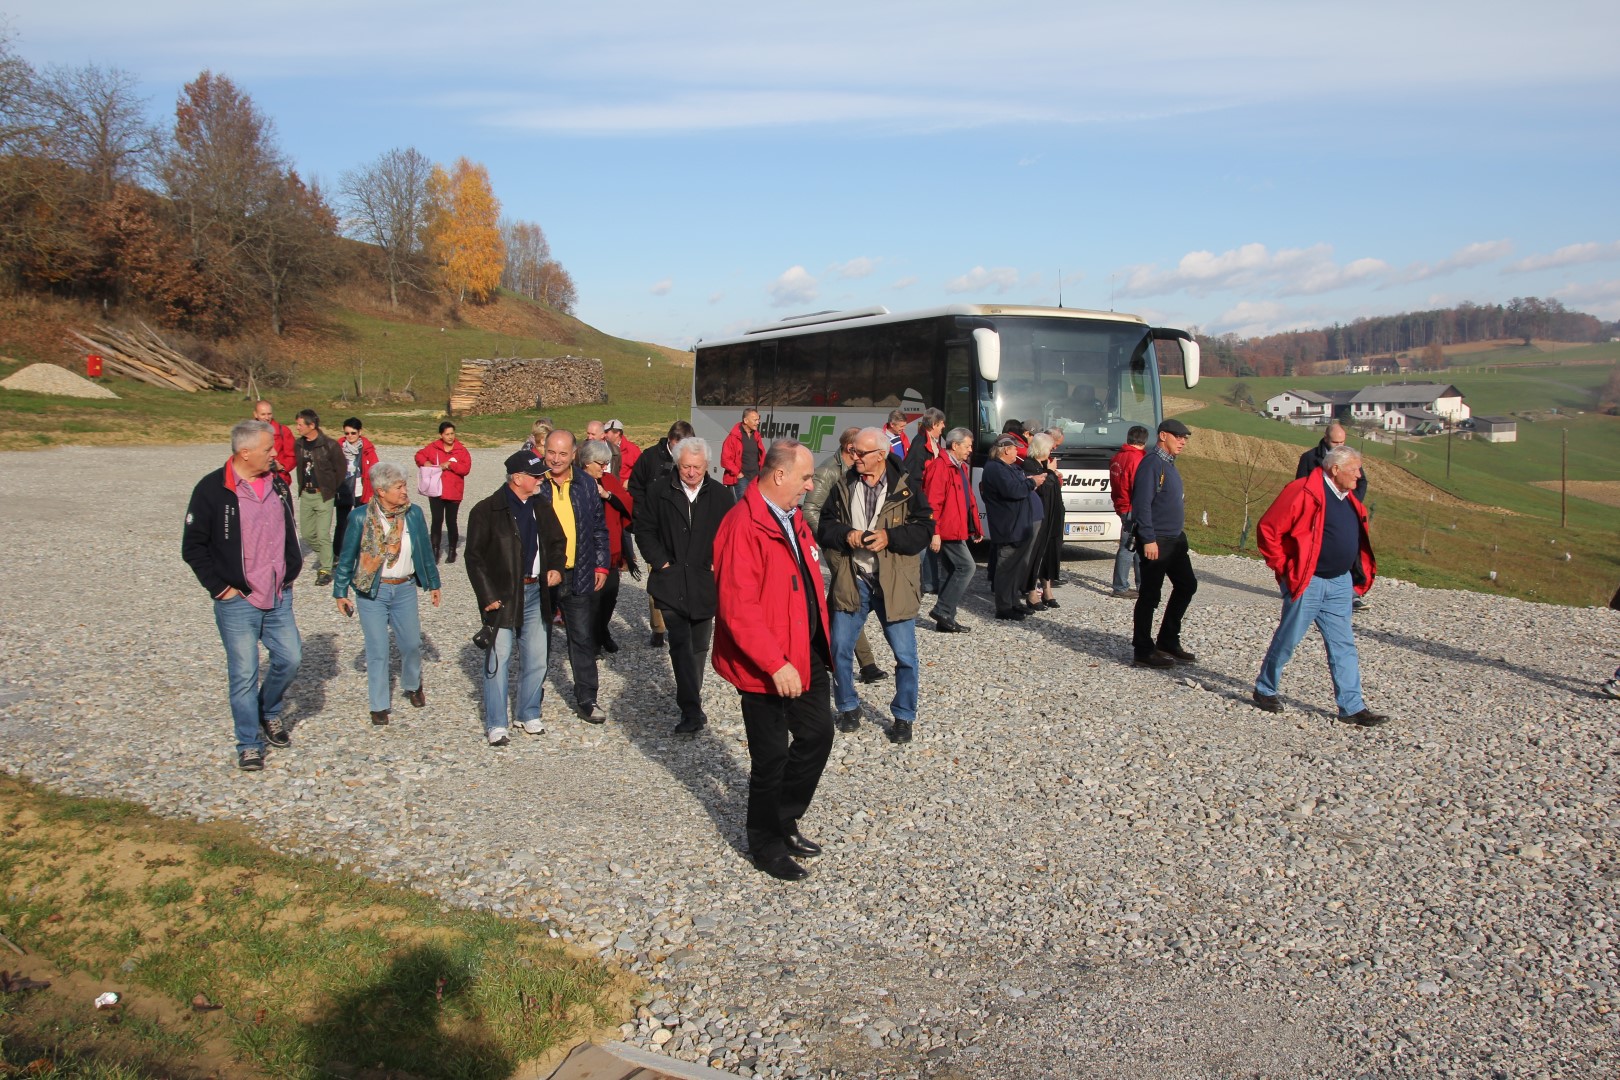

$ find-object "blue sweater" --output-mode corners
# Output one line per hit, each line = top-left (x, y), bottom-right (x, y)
(1131, 447), (1185, 543)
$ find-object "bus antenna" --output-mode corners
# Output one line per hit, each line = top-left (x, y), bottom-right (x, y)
(1057, 268), (1063, 308)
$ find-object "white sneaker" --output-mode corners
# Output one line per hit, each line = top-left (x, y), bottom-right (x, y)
(1603, 679), (1620, 700)
(487, 726), (509, 746)
(521, 718), (546, 735)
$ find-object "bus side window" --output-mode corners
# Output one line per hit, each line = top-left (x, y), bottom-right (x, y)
(828, 326), (876, 407)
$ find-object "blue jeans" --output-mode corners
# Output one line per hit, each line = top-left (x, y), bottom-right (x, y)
(1255, 572), (1365, 715)
(1113, 512), (1141, 592)
(214, 589), (302, 754)
(930, 541), (975, 623)
(831, 577), (918, 722)
(483, 582), (548, 731)
(356, 581), (422, 712)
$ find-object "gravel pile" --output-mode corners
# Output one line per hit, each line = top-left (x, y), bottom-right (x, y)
(2, 443), (1616, 1079)
(0, 362), (119, 398)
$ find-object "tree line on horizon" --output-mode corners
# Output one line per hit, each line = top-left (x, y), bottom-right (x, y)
(1193, 298), (1613, 379)
(0, 30), (575, 346)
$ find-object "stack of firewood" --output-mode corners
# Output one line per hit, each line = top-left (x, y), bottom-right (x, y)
(65, 322), (235, 392)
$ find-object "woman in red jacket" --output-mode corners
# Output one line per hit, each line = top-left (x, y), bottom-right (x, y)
(579, 439), (635, 654)
(414, 420), (472, 563)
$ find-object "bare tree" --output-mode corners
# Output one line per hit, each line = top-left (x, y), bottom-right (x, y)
(339, 146), (432, 307)
(0, 28), (41, 153)
(238, 171), (338, 335)
(35, 63), (158, 201)
(535, 258), (577, 314)
(162, 70), (283, 264)
(499, 217), (551, 299)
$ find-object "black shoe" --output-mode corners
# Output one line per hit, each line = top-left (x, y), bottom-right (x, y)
(445, 548), (457, 564)
(260, 714), (291, 749)
(783, 831), (822, 858)
(1156, 644), (1197, 663)
(1132, 652), (1176, 669)
(932, 616), (962, 633)
(237, 747), (265, 771)
(1352, 596), (1365, 612)
(370, 710), (390, 726)
(1042, 597), (1060, 609)
(753, 854), (809, 881)
(1252, 691), (1282, 714)
(601, 634), (619, 654)
(887, 720), (913, 744)
(995, 609), (1026, 621)
(315, 570), (333, 587)
(948, 618), (970, 633)
(1340, 708), (1390, 727)
(672, 716), (706, 735)
(580, 704), (607, 724)
(858, 663), (889, 683)
(648, 632), (665, 648)
(835, 709), (861, 733)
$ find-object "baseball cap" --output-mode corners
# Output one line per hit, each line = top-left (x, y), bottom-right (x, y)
(604, 418), (624, 432)
(1157, 418), (1192, 438)
(503, 450), (547, 476)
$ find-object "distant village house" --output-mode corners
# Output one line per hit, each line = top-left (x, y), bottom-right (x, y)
(1265, 382), (1472, 434)
(1471, 416), (1518, 443)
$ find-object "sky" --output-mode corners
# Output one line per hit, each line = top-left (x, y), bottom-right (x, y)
(8, 0), (1620, 347)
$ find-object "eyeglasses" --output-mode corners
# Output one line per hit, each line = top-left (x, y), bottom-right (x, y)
(854, 448), (886, 459)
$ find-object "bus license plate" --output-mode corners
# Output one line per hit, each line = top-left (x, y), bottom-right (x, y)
(1065, 522), (1107, 538)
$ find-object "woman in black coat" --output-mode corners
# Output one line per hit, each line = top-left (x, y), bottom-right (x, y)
(1024, 432), (1064, 609)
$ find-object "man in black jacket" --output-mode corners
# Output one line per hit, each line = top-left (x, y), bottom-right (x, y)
(633, 436), (732, 734)
(1296, 422), (1367, 501)
(627, 420), (694, 647)
(293, 408), (348, 585)
(182, 420), (303, 771)
(464, 450), (567, 747)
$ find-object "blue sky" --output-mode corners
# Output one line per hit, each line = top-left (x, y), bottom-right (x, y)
(9, 0), (1620, 347)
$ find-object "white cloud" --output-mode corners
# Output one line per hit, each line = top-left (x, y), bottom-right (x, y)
(768, 265), (819, 308)
(1117, 242), (1389, 299)
(1017, 154), (1042, 167)
(650, 278), (673, 296)
(1548, 278), (1620, 319)
(708, 291), (724, 304)
(1506, 240), (1620, 273)
(830, 256), (879, 279)
(1385, 239), (1513, 285)
(944, 266), (1020, 294)
(1215, 300), (1289, 337)
(891, 276), (918, 290)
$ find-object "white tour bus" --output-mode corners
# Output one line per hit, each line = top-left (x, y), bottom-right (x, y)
(691, 304), (1199, 543)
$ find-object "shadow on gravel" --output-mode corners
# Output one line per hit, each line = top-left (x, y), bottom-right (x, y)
(283, 631), (339, 729)
(1359, 626), (1602, 698)
(1194, 571), (1281, 599)
(618, 697), (751, 858)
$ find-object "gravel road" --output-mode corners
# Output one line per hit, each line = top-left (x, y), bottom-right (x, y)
(2, 443), (1616, 1079)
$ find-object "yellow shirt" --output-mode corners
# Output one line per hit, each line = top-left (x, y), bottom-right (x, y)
(549, 473), (576, 569)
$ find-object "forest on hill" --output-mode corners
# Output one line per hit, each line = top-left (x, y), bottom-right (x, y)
(0, 31), (574, 385)
(1196, 298), (1615, 378)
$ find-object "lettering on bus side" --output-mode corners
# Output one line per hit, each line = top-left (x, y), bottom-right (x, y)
(803, 415), (836, 452)
(760, 419), (801, 443)
(1062, 473), (1110, 490)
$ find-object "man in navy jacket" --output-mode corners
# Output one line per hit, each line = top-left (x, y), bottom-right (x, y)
(980, 434), (1044, 620)
(1131, 418), (1198, 668)
(536, 429), (612, 722)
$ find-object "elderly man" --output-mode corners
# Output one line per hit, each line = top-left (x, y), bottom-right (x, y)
(1296, 422), (1367, 500)
(253, 399), (297, 477)
(713, 440), (832, 881)
(818, 427), (934, 744)
(603, 418), (641, 482)
(804, 427), (888, 684)
(922, 426), (983, 632)
(721, 407), (766, 501)
(293, 409), (348, 586)
(1254, 445), (1388, 725)
(980, 433), (1043, 621)
(464, 450), (567, 745)
(634, 437), (731, 734)
(182, 420), (303, 770)
(536, 429), (612, 722)
(629, 420), (696, 646)
(1131, 418), (1198, 669)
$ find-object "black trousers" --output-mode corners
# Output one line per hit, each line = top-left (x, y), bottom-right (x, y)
(658, 606), (713, 723)
(592, 569), (622, 645)
(549, 586), (599, 709)
(332, 488), (358, 557)
(993, 538), (1036, 614)
(739, 660), (833, 861)
(428, 496), (461, 557)
(1133, 531), (1198, 658)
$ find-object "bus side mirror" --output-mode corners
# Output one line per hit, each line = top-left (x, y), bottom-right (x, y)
(1182, 339), (1200, 388)
(972, 327), (1000, 383)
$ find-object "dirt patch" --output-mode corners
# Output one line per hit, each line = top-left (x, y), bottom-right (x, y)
(1179, 426), (1509, 513)
(1530, 480), (1620, 508)
(1161, 395), (1204, 416)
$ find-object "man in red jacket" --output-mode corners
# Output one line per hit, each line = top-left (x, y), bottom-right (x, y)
(253, 399), (297, 478)
(922, 426), (982, 632)
(712, 440), (831, 882)
(719, 407), (766, 501)
(603, 418), (641, 482)
(1107, 425), (1149, 598)
(1252, 445), (1387, 726)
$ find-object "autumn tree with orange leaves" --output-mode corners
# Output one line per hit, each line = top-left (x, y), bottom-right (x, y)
(426, 157), (503, 304)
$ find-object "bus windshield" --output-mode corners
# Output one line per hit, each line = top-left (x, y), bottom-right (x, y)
(981, 317), (1162, 452)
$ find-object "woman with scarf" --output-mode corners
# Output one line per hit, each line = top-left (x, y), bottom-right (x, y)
(333, 461), (442, 725)
(579, 438), (636, 654)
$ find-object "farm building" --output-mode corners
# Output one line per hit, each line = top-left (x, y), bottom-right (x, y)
(1472, 416), (1518, 443)
(1349, 383), (1470, 425)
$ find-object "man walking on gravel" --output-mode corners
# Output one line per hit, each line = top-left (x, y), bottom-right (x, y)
(629, 421), (695, 648)
(1131, 418), (1199, 669)
(1253, 445), (1388, 726)
(182, 420), (303, 771)
(464, 451), (567, 746)
(720, 407), (766, 501)
(253, 399), (297, 479)
(1297, 421), (1369, 610)
(713, 441), (833, 882)
(804, 426), (889, 685)
(535, 429), (612, 723)
(293, 409), (347, 586)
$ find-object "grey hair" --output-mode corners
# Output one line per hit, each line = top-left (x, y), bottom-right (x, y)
(1043, 426), (1064, 440)
(857, 425), (886, 448)
(1027, 432), (1055, 461)
(1323, 444), (1363, 472)
(943, 426), (973, 450)
(762, 438), (805, 473)
(369, 460), (407, 493)
(921, 407), (945, 428)
(576, 439), (613, 468)
(672, 436), (711, 465)
(232, 419), (273, 453)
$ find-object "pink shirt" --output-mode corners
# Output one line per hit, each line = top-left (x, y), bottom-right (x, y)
(236, 473), (288, 610)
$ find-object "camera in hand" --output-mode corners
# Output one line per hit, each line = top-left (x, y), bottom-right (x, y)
(473, 620), (497, 651)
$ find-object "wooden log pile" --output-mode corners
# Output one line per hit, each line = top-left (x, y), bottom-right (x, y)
(449, 356), (608, 416)
(65, 322), (235, 392)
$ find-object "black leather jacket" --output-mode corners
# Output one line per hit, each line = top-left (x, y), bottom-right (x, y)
(463, 484), (567, 630)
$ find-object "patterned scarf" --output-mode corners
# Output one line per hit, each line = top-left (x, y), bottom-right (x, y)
(352, 498), (409, 594)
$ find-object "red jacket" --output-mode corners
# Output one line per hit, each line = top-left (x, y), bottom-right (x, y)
(599, 472), (634, 569)
(1257, 469), (1377, 600)
(414, 439), (473, 501)
(270, 421), (296, 477)
(719, 423), (765, 486)
(922, 454), (982, 542)
(1109, 443), (1144, 515)
(712, 486), (829, 695)
(616, 436), (641, 484)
